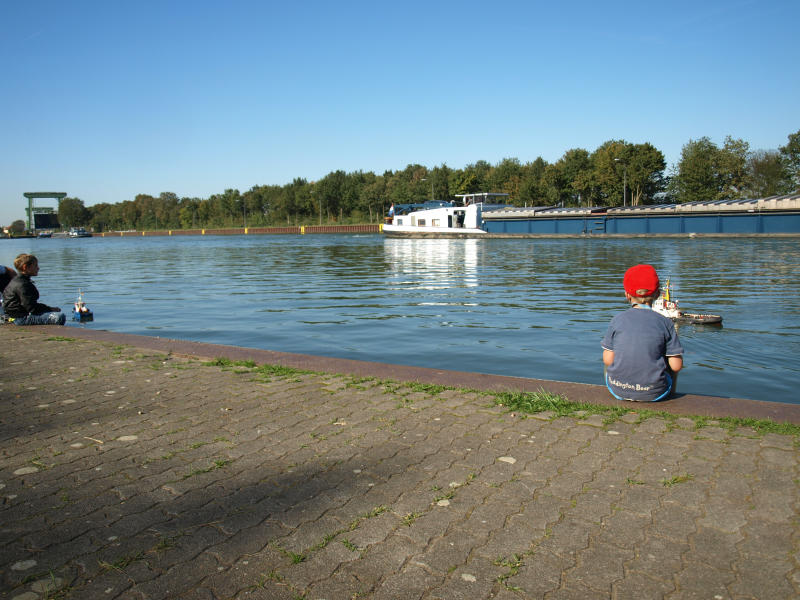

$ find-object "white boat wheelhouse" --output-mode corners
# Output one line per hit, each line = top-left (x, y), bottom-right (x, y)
(383, 192), (510, 237)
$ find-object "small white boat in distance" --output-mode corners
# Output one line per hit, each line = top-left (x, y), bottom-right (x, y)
(382, 192), (510, 237)
(68, 227), (92, 238)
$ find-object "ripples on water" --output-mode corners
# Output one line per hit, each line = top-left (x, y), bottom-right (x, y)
(3, 235), (798, 403)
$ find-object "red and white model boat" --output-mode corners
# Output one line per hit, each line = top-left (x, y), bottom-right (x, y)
(652, 279), (722, 325)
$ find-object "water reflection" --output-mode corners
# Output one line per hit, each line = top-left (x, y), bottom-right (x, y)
(385, 238), (480, 292)
(2, 235), (797, 403)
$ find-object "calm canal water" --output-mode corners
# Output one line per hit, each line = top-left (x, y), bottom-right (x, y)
(2, 234), (798, 404)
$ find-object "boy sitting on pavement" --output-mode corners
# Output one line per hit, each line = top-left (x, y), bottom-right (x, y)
(2, 254), (66, 325)
(602, 264), (683, 402)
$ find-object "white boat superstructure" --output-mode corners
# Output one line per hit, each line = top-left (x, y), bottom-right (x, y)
(382, 193), (509, 237)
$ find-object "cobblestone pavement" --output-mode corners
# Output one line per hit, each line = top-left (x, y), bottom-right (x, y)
(1, 327), (798, 599)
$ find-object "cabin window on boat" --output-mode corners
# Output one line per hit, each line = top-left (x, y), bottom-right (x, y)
(418, 219), (426, 226)
(431, 219), (440, 227)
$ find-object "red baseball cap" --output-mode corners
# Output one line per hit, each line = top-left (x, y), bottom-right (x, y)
(623, 264), (660, 297)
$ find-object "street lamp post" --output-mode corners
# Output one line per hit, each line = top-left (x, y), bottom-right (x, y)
(614, 158), (627, 207)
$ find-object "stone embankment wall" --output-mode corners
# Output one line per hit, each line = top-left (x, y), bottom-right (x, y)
(98, 224), (380, 237)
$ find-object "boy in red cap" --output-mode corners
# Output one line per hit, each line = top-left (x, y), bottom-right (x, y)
(601, 264), (683, 401)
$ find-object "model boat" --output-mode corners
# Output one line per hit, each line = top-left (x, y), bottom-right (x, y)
(72, 290), (93, 322)
(652, 279), (721, 324)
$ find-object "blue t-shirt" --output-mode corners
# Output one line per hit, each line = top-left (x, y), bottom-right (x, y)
(602, 306), (684, 401)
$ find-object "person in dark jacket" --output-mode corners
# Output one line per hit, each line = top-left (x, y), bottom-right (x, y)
(0, 264), (16, 292)
(2, 254), (66, 325)
(0, 264), (17, 315)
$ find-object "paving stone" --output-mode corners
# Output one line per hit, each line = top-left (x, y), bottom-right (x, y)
(546, 582), (616, 599)
(649, 503), (701, 541)
(281, 537), (360, 589)
(730, 553), (797, 599)
(760, 432), (796, 450)
(576, 414), (607, 428)
(533, 517), (593, 559)
(372, 563), (444, 600)
(341, 533), (422, 588)
(424, 565), (499, 600)
(696, 500), (748, 534)
(673, 561), (736, 599)
(507, 548), (567, 597)
(564, 540), (633, 591)
(303, 568), (369, 599)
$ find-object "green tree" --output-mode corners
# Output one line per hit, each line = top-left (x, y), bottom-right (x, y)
(178, 197), (201, 229)
(356, 172), (385, 221)
(779, 129), (800, 191)
(133, 194), (157, 228)
(206, 189), (241, 226)
(89, 202), (114, 231)
(58, 197), (89, 228)
(429, 164), (452, 202)
(670, 137), (719, 203)
(716, 136), (749, 199)
(9, 220), (26, 234)
(448, 170), (480, 196)
(158, 192), (180, 229)
(542, 162), (568, 206)
(518, 157), (549, 205)
(746, 150), (792, 197)
(671, 136), (753, 203)
(592, 140), (631, 206)
(557, 149), (593, 206)
(626, 143), (666, 205)
(487, 158), (522, 199)
(196, 198), (211, 227)
(462, 160), (491, 194)
(315, 170), (347, 222)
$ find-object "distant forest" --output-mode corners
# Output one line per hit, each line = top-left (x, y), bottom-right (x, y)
(41, 130), (800, 232)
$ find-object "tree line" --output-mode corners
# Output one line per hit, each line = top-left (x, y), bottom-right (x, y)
(42, 129), (800, 232)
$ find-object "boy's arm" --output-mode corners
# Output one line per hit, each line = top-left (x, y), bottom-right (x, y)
(602, 349), (614, 366)
(667, 355), (683, 372)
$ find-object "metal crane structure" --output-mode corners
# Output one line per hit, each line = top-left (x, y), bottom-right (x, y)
(23, 192), (66, 232)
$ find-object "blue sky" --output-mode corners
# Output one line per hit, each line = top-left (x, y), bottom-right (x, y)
(1, 0), (797, 225)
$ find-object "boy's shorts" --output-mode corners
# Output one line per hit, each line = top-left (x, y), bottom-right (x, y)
(604, 371), (674, 402)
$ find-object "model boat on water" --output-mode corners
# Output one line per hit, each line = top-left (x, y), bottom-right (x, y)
(72, 290), (93, 322)
(652, 279), (722, 325)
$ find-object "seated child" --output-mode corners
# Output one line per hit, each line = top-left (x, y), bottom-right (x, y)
(602, 264), (683, 401)
(2, 254), (66, 325)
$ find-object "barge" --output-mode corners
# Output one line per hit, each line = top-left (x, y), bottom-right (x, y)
(382, 194), (800, 237)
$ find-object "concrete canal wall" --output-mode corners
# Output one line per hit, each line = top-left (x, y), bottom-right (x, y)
(97, 224), (380, 237)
